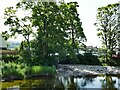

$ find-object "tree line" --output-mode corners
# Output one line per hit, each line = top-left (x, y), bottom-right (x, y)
(2, 1), (120, 66)
(2, 1), (87, 65)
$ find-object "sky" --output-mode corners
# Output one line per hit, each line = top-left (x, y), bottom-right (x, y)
(0, 0), (120, 47)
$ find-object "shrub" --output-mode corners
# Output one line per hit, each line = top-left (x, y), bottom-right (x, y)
(2, 62), (26, 79)
(31, 66), (42, 74)
(41, 66), (56, 74)
(14, 68), (26, 79)
(30, 66), (56, 75)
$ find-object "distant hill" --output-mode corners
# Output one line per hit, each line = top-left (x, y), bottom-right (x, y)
(7, 41), (20, 49)
(0, 34), (7, 49)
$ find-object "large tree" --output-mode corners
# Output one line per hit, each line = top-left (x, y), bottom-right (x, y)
(31, 2), (66, 64)
(95, 3), (120, 62)
(59, 2), (86, 63)
(31, 2), (86, 64)
(60, 2), (86, 53)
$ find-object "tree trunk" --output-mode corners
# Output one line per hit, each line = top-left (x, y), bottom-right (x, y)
(26, 34), (31, 65)
(72, 29), (75, 50)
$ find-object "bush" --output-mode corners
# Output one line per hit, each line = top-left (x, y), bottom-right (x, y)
(14, 68), (26, 79)
(30, 66), (56, 75)
(31, 66), (42, 74)
(42, 66), (56, 74)
(2, 62), (26, 79)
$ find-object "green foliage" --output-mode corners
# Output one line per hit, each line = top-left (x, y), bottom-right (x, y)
(95, 3), (120, 62)
(2, 61), (56, 80)
(2, 62), (26, 79)
(82, 53), (101, 65)
(31, 66), (42, 74)
(2, 3), (33, 65)
(3, 6), (33, 41)
(2, 55), (19, 63)
(19, 41), (31, 64)
(98, 55), (107, 63)
(2, 1), (86, 66)
(30, 2), (86, 65)
(59, 53), (101, 65)
(30, 66), (56, 75)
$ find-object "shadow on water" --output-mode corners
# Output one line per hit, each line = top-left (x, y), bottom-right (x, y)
(1, 75), (120, 90)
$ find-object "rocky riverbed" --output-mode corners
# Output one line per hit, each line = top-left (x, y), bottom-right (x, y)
(57, 64), (120, 76)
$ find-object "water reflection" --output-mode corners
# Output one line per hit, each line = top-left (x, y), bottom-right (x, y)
(101, 75), (117, 90)
(1, 75), (119, 90)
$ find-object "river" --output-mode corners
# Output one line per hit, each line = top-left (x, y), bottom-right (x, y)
(1, 75), (120, 90)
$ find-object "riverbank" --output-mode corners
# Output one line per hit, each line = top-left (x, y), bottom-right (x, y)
(57, 64), (120, 76)
(1, 62), (56, 81)
(2, 63), (120, 81)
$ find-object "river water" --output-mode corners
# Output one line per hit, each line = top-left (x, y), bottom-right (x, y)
(1, 75), (120, 90)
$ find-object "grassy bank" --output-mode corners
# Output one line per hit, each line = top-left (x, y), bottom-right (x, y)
(1, 61), (56, 80)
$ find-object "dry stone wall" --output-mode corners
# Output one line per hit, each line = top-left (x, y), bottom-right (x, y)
(57, 64), (120, 76)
